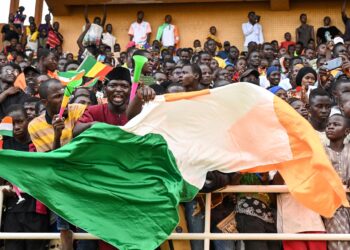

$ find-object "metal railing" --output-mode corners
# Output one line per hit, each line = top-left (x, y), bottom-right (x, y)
(1, 185), (350, 250)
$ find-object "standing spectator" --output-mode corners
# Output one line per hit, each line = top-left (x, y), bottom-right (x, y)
(317, 16), (342, 44)
(2, 105), (49, 250)
(242, 11), (264, 51)
(47, 22), (64, 49)
(14, 6), (26, 31)
(83, 5), (107, 47)
(207, 26), (222, 50)
(308, 88), (332, 145)
(324, 113), (350, 250)
(156, 15), (180, 48)
(28, 79), (86, 250)
(102, 24), (116, 53)
(84, 5), (107, 28)
(1, 14), (20, 48)
(280, 32), (296, 50)
(342, 0), (350, 41)
(38, 14), (51, 33)
(128, 11), (152, 48)
(296, 13), (315, 48)
(25, 23), (39, 53)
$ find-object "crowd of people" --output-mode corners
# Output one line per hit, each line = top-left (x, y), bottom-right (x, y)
(2, 1), (350, 250)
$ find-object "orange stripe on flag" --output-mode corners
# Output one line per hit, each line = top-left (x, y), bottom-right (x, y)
(246, 96), (348, 217)
(2, 116), (12, 124)
(273, 96), (348, 217)
(241, 96), (348, 217)
(164, 89), (210, 102)
(14, 73), (26, 91)
(95, 66), (113, 79)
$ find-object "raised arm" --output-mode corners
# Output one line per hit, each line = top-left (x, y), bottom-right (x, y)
(77, 23), (91, 52)
(84, 5), (90, 24)
(343, 0), (347, 16)
(101, 5), (107, 28)
(126, 85), (155, 120)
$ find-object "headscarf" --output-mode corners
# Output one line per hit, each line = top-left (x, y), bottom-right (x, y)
(268, 86), (283, 94)
(266, 66), (280, 78)
(295, 67), (317, 86)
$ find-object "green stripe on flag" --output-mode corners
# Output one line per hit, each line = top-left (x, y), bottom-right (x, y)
(78, 56), (97, 74)
(0, 123), (198, 250)
(0, 129), (13, 137)
(83, 77), (99, 88)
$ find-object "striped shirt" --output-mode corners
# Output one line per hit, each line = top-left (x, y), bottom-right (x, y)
(28, 104), (85, 152)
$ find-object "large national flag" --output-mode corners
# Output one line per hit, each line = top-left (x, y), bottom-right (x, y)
(0, 83), (347, 250)
(78, 55), (113, 79)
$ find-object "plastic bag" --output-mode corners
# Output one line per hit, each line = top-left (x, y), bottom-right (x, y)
(82, 23), (103, 46)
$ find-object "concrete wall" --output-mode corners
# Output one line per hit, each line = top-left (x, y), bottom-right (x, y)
(54, 0), (345, 54)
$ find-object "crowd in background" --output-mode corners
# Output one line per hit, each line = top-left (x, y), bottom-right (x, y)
(2, 1), (350, 250)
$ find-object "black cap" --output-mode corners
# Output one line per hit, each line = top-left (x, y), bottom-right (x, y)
(105, 67), (132, 85)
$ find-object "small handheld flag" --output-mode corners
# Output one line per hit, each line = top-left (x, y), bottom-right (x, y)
(58, 71), (85, 118)
(0, 116), (13, 137)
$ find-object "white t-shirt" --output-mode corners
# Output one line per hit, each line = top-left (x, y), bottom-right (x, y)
(27, 35), (38, 52)
(102, 32), (116, 52)
(162, 24), (175, 47)
(128, 21), (152, 46)
(242, 22), (264, 47)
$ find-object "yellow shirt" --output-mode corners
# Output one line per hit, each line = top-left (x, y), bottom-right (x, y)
(28, 104), (85, 152)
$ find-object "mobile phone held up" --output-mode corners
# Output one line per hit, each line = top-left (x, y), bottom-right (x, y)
(325, 57), (343, 71)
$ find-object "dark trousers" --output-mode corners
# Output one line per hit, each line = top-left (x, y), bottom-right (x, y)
(236, 213), (281, 250)
(4, 212), (49, 250)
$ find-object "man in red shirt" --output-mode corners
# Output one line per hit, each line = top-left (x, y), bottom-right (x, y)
(73, 67), (155, 137)
(280, 32), (296, 50)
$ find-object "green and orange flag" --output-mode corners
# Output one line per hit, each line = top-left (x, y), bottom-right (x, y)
(0, 83), (347, 249)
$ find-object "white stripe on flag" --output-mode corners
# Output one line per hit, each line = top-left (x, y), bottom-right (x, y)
(0, 123), (13, 131)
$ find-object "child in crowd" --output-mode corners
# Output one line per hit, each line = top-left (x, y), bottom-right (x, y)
(324, 114), (350, 250)
(2, 105), (49, 250)
(280, 32), (296, 50)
